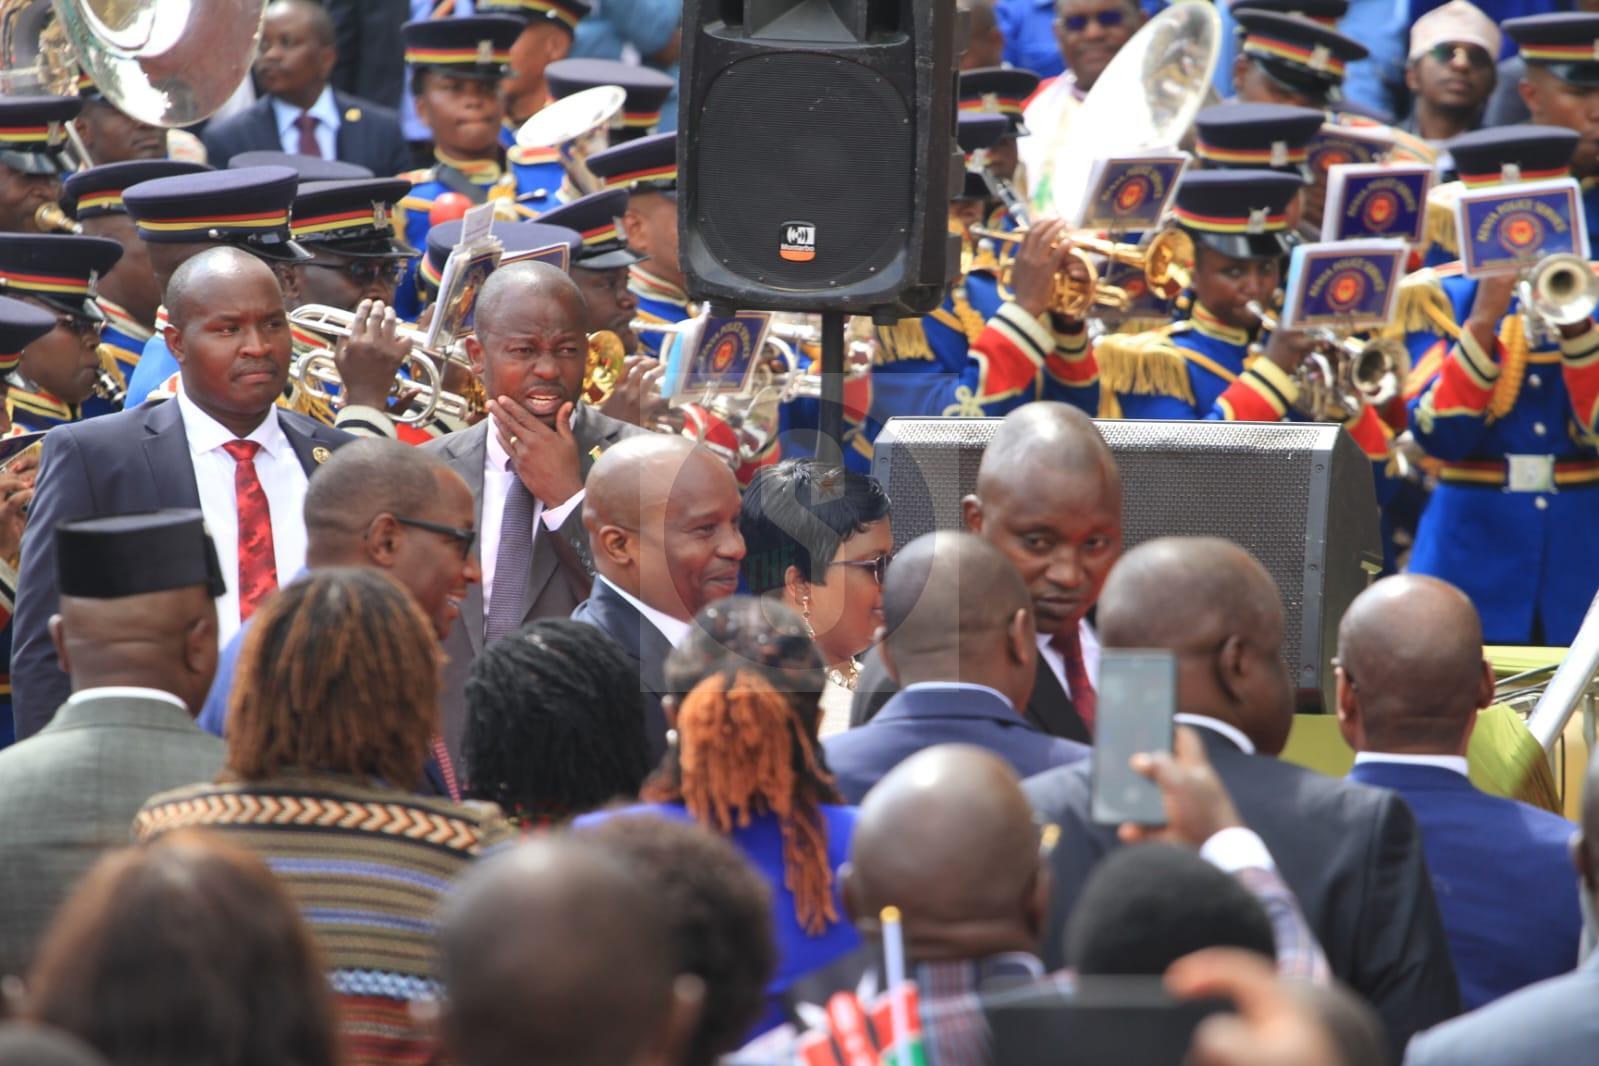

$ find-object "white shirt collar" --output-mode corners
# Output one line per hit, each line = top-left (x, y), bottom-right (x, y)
(1174, 713), (1257, 755)
(485, 423), (511, 475)
(271, 85), (339, 138)
(1353, 751), (1470, 778)
(176, 387), (289, 459)
(598, 574), (692, 648)
(900, 681), (1016, 709)
(65, 686), (188, 713)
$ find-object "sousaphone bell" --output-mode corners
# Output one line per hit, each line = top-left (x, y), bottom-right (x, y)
(516, 85), (628, 201)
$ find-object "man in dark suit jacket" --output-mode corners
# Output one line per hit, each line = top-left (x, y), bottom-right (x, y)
(1404, 749), (1599, 1066)
(849, 403), (1119, 743)
(424, 261), (643, 772)
(825, 532), (1088, 804)
(12, 248), (351, 737)
(1023, 537), (1460, 1059)
(573, 434), (747, 763)
(202, 0), (411, 176)
(1339, 574), (1581, 1010)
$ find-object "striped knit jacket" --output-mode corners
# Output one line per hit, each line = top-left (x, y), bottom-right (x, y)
(135, 772), (514, 1066)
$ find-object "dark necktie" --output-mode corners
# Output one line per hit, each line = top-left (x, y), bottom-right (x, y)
(485, 475), (536, 644)
(1052, 626), (1096, 734)
(222, 440), (277, 621)
(295, 112), (321, 158)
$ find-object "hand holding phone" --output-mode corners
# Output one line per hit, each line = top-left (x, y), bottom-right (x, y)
(1117, 727), (1243, 848)
(1090, 649), (1177, 826)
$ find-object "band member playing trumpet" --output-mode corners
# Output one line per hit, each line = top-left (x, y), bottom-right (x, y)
(1400, 127), (1599, 646)
(0, 97), (80, 237)
(0, 235), (125, 433)
(958, 66), (1041, 228)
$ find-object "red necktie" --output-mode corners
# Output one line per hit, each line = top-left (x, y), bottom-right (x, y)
(1052, 627), (1096, 734)
(223, 440), (278, 621)
(295, 112), (321, 158)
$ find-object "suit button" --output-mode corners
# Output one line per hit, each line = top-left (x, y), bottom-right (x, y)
(1536, 496), (1550, 511)
(1534, 422), (1547, 436)
(1528, 374), (1543, 388)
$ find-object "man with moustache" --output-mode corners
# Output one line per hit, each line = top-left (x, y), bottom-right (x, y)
(11, 247), (351, 738)
(424, 261), (643, 773)
(852, 402), (1118, 744)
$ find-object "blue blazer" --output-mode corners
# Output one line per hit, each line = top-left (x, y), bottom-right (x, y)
(11, 399), (351, 738)
(570, 578), (672, 765)
(1349, 760), (1581, 1010)
(823, 684), (1089, 804)
(201, 91), (412, 177)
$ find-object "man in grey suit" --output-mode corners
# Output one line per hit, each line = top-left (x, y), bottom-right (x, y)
(1405, 746), (1599, 1065)
(0, 510), (226, 979)
(424, 262), (642, 773)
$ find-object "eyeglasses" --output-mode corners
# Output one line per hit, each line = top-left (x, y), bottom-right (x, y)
(302, 259), (409, 287)
(830, 554), (891, 586)
(1426, 42), (1493, 70)
(54, 314), (103, 342)
(1060, 9), (1125, 32)
(394, 515), (477, 559)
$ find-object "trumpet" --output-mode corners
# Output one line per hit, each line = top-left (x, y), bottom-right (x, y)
(1245, 301), (1407, 421)
(287, 304), (476, 425)
(92, 368), (124, 407)
(34, 203), (80, 234)
(969, 226), (1194, 318)
(1520, 253), (1599, 339)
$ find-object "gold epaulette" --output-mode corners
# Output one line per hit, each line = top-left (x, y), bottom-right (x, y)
(874, 318), (936, 364)
(1094, 328), (1194, 418)
(1387, 268), (1461, 342)
(1422, 180), (1462, 262)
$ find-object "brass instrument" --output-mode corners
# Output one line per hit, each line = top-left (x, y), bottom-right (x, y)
(1245, 300), (1406, 420)
(1521, 253), (1599, 338)
(34, 203), (81, 234)
(582, 329), (627, 404)
(288, 304), (476, 425)
(515, 85), (627, 201)
(970, 226), (1195, 318)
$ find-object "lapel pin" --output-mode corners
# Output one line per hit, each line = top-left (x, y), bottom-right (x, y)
(312, 446), (331, 464)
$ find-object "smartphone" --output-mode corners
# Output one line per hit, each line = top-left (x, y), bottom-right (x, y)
(1090, 649), (1177, 827)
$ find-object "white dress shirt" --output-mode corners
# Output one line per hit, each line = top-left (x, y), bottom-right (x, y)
(64, 686), (188, 713)
(596, 574), (691, 648)
(1174, 713), (1258, 756)
(1352, 751), (1471, 778)
(271, 85), (341, 160)
(479, 427), (585, 619)
(177, 388), (310, 646)
(1035, 619), (1101, 701)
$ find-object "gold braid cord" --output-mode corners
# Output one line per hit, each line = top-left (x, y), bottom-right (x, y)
(1489, 313), (1528, 423)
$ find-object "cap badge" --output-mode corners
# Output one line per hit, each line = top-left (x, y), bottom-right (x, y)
(477, 38), (494, 63)
(981, 91), (999, 114)
(372, 201), (389, 229)
(1501, 163), (1521, 184)
(86, 269), (99, 296)
(1246, 207), (1268, 234)
(45, 121), (64, 147)
(1270, 140), (1288, 167)
(1310, 44), (1332, 72)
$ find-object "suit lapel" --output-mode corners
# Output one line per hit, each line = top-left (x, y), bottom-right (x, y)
(277, 411), (334, 475)
(519, 406), (615, 625)
(1026, 657), (1091, 743)
(453, 424), (490, 655)
(140, 400), (201, 509)
(251, 97), (279, 152)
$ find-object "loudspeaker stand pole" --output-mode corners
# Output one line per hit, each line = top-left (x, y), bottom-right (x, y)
(819, 309), (846, 455)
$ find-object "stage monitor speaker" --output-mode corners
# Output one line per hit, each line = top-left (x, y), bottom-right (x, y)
(872, 418), (1383, 712)
(677, 0), (964, 316)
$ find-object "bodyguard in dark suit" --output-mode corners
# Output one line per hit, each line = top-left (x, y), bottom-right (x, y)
(848, 403), (1119, 744)
(1405, 750), (1599, 1066)
(202, 0), (411, 177)
(1338, 575), (1581, 1010)
(1024, 537), (1460, 1059)
(423, 261), (643, 771)
(825, 532), (1088, 804)
(573, 434), (747, 764)
(12, 248), (351, 737)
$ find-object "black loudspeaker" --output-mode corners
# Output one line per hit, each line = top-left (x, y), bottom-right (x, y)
(677, 0), (964, 316)
(872, 419), (1383, 712)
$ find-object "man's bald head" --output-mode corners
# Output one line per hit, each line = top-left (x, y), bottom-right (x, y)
(883, 530), (1030, 670)
(845, 745), (1048, 958)
(975, 402), (1119, 503)
(165, 246), (278, 330)
(439, 837), (700, 1066)
(585, 434), (703, 533)
(1336, 575), (1489, 754)
(474, 260), (585, 337)
(54, 584), (219, 716)
(1100, 537), (1293, 754)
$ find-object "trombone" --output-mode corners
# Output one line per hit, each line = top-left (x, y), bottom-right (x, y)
(288, 304), (476, 425)
(968, 226), (1195, 318)
(1244, 301), (1406, 421)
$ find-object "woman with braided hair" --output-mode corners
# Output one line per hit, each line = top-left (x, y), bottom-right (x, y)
(577, 595), (859, 1036)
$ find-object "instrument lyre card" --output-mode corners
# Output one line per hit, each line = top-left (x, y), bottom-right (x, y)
(1076, 153), (1187, 233)
(1453, 177), (1589, 278)
(679, 312), (772, 398)
(1280, 240), (1407, 332)
(426, 201), (504, 349)
(1321, 163), (1432, 243)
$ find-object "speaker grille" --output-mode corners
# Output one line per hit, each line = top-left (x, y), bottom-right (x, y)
(692, 53), (913, 289)
(873, 419), (1379, 710)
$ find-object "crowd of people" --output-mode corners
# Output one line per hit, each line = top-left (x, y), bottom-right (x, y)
(1, 0), (1598, 1062)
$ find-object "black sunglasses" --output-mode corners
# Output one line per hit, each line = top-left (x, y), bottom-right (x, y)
(53, 314), (103, 342)
(394, 515), (477, 558)
(831, 554), (891, 586)
(1426, 42), (1493, 70)
(1060, 9), (1125, 32)
(302, 259), (408, 287)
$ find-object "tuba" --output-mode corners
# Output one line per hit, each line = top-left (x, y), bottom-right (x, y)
(1246, 300), (1407, 421)
(515, 85), (627, 201)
